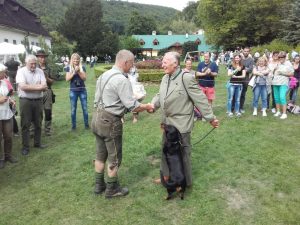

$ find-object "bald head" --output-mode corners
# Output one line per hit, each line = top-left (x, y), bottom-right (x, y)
(115, 49), (134, 73)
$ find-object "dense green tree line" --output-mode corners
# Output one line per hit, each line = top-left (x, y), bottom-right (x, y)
(17, 0), (178, 33)
(198, 0), (295, 49)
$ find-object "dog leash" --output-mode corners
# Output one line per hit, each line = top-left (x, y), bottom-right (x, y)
(192, 127), (216, 146)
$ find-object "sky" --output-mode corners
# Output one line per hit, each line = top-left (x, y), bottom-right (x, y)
(120, 0), (197, 11)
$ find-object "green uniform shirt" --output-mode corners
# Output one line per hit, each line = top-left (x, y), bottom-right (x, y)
(94, 66), (140, 116)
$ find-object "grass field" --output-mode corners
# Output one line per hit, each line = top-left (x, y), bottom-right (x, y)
(0, 64), (299, 225)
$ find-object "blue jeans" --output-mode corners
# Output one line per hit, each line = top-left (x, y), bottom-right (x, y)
(289, 86), (299, 103)
(253, 84), (267, 109)
(69, 90), (89, 129)
(227, 84), (243, 113)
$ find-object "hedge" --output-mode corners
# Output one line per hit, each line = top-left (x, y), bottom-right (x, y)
(94, 66), (164, 81)
(94, 65), (112, 78)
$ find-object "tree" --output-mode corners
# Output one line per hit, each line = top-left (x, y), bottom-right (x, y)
(198, 0), (289, 49)
(181, 1), (201, 27)
(169, 19), (197, 34)
(50, 31), (75, 57)
(182, 41), (198, 58)
(281, 0), (300, 46)
(59, 0), (118, 56)
(126, 11), (157, 35)
(119, 36), (140, 50)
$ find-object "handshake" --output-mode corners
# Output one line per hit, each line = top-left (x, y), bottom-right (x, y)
(145, 103), (155, 113)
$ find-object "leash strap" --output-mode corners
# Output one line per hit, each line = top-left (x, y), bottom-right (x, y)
(192, 127), (216, 146)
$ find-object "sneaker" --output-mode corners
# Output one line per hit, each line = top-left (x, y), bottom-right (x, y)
(271, 108), (276, 113)
(236, 112), (242, 117)
(262, 110), (267, 117)
(240, 109), (245, 114)
(228, 112), (234, 117)
(274, 111), (281, 117)
(280, 113), (287, 119)
(253, 108), (257, 116)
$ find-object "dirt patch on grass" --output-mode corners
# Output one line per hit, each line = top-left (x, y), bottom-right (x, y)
(215, 185), (254, 216)
(147, 155), (160, 166)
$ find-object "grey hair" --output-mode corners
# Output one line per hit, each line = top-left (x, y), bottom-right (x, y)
(115, 49), (134, 64)
(164, 52), (180, 65)
(25, 54), (37, 63)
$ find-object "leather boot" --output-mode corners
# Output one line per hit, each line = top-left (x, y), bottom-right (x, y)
(45, 120), (52, 136)
(0, 160), (4, 169)
(94, 172), (106, 195)
(105, 181), (129, 198)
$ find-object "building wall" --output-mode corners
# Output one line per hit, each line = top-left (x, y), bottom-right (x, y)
(0, 26), (51, 47)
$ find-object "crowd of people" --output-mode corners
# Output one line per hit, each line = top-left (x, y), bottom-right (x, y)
(187, 48), (299, 119)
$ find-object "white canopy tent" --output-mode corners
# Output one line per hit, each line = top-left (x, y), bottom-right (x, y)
(0, 42), (41, 64)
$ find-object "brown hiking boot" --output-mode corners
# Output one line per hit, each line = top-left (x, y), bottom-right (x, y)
(105, 182), (129, 199)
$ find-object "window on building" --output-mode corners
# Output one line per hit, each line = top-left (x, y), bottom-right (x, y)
(13, 40), (17, 44)
(36, 42), (39, 46)
(139, 39), (145, 46)
(31, 41), (34, 45)
(153, 39), (159, 46)
(4, 39), (8, 43)
(195, 38), (201, 45)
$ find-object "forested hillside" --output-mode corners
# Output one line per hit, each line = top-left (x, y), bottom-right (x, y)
(17, 0), (178, 33)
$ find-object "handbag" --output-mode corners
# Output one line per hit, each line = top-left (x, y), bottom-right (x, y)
(248, 76), (257, 88)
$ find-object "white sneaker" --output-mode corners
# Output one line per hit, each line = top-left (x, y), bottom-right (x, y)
(240, 109), (245, 114)
(253, 108), (257, 116)
(236, 112), (242, 117)
(228, 112), (233, 117)
(274, 111), (281, 117)
(280, 113), (287, 119)
(271, 108), (276, 113)
(262, 109), (267, 117)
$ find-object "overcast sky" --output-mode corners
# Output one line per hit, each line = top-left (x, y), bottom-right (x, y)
(120, 0), (197, 11)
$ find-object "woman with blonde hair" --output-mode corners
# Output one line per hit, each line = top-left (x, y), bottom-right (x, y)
(66, 53), (89, 130)
(272, 51), (294, 119)
(252, 57), (270, 116)
(227, 54), (246, 117)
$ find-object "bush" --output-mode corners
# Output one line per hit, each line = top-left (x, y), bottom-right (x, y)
(136, 60), (162, 69)
(138, 69), (164, 82)
(93, 66), (165, 81)
(251, 39), (293, 55)
(94, 66), (111, 78)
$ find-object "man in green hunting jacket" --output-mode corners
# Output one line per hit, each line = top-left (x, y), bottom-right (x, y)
(150, 51), (219, 187)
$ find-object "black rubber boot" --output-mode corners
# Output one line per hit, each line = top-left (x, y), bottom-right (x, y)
(105, 180), (129, 199)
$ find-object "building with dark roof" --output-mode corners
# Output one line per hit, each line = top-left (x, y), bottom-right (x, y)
(0, 0), (51, 47)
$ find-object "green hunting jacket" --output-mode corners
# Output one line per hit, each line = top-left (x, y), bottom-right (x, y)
(151, 67), (215, 133)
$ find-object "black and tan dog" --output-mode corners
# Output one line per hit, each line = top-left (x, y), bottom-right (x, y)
(160, 124), (186, 200)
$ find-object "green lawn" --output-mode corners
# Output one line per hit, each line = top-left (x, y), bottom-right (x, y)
(0, 64), (299, 225)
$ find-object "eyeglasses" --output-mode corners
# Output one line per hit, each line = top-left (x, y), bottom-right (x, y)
(278, 56), (286, 59)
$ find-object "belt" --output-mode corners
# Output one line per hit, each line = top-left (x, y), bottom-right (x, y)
(20, 97), (42, 101)
(97, 108), (123, 118)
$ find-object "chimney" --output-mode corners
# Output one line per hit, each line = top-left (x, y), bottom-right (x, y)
(168, 31), (172, 35)
(152, 31), (156, 35)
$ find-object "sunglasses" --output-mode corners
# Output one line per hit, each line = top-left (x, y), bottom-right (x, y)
(278, 56), (286, 58)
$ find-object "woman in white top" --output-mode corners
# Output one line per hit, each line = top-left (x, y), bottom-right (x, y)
(0, 64), (17, 169)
